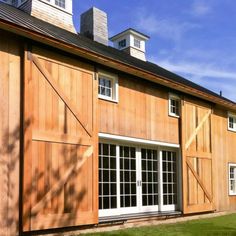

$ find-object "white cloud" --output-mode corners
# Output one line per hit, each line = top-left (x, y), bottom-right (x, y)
(153, 59), (236, 80)
(136, 11), (200, 42)
(191, 1), (211, 16)
(150, 58), (236, 102)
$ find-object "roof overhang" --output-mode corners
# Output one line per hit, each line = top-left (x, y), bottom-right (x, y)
(110, 28), (150, 41)
(0, 18), (235, 111)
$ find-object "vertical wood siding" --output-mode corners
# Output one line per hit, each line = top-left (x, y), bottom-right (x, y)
(212, 108), (236, 211)
(22, 48), (98, 231)
(98, 75), (180, 144)
(181, 97), (214, 214)
(1, 29), (236, 234)
(0, 31), (21, 236)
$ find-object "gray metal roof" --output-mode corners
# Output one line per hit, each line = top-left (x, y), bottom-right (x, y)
(0, 2), (235, 106)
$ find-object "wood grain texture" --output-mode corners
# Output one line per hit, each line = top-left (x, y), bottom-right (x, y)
(98, 75), (179, 144)
(211, 107), (236, 211)
(22, 47), (98, 231)
(181, 97), (214, 214)
(0, 31), (21, 236)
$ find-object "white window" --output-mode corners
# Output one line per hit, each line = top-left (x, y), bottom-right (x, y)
(118, 39), (126, 49)
(98, 71), (118, 102)
(43, 0), (66, 9)
(99, 143), (118, 210)
(169, 94), (180, 117)
(55, 0), (65, 8)
(229, 163), (236, 195)
(134, 38), (141, 49)
(99, 142), (178, 217)
(228, 113), (236, 132)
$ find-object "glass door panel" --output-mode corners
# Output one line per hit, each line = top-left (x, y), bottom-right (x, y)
(161, 150), (178, 211)
(119, 146), (138, 213)
(98, 142), (179, 217)
(140, 148), (159, 212)
(99, 143), (118, 216)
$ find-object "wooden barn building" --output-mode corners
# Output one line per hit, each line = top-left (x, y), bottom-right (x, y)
(0, 1), (236, 235)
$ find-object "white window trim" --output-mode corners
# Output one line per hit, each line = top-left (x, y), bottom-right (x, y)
(228, 112), (236, 132)
(98, 137), (181, 218)
(98, 70), (119, 103)
(168, 93), (180, 118)
(133, 38), (141, 49)
(36, 0), (71, 14)
(118, 39), (127, 50)
(229, 163), (236, 196)
(99, 133), (180, 148)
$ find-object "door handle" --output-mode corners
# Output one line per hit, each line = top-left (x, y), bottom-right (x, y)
(137, 180), (142, 186)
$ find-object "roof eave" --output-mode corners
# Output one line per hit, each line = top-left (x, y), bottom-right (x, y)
(110, 28), (150, 41)
(0, 19), (235, 111)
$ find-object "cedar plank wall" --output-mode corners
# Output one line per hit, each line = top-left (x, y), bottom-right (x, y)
(98, 74), (179, 144)
(98, 70), (236, 212)
(0, 27), (236, 235)
(212, 107), (236, 211)
(0, 30), (21, 236)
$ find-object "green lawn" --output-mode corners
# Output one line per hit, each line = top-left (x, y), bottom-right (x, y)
(82, 214), (236, 236)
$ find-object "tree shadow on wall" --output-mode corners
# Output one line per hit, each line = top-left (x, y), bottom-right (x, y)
(22, 131), (92, 234)
(0, 119), (30, 236)
(0, 116), (93, 236)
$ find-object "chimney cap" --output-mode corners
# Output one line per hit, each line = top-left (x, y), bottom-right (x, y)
(110, 28), (150, 41)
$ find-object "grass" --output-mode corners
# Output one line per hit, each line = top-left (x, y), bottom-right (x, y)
(82, 214), (236, 236)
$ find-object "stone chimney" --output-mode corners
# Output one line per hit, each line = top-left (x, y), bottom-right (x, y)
(80, 7), (108, 46)
(5, 0), (75, 33)
(110, 28), (150, 61)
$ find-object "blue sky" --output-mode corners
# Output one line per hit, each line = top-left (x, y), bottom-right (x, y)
(73, 0), (236, 102)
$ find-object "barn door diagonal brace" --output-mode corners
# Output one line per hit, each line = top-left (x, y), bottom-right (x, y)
(186, 158), (212, 202)
(31, 146), (93, 216)
(31, 53), (92, 137)
(185, 110), (211, 150)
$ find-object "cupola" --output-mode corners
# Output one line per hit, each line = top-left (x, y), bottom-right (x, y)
(110, 28), (150, 61)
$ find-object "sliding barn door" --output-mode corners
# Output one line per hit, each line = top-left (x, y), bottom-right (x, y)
(181, 98), (215, 214)
(23, 48), (98, 231)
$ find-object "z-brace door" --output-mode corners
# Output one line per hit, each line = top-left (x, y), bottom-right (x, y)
(22, 48), (98, 231)
(181, 98), (215, 214)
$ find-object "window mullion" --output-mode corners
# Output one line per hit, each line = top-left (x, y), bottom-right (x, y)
(158, 148), (163, 211)
(136, 147), (142, 209)
(116, 145), (120, 212)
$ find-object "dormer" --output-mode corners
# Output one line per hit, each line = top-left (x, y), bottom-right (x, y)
(3, 0), (75, 32)
(110, 28), (150, 61)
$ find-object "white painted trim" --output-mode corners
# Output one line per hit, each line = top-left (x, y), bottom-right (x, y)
(98, 70), (119, 103)
(98, 141), (180, 218)
(99, 133), (180, 148)
(168, 93), (180, 118)
(227, 112), (236, 132)
(158, 148), (163, 211)
(161, 205), (177, 211)
(229, 163), (236, 196)
(178, 148), (183, 211)
(158, 148), (179, 212)
(37, 0), (73, 15)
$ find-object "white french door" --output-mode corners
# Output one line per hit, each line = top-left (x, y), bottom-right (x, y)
(138, 148), (159, 212)
(99, 142), (178, 217)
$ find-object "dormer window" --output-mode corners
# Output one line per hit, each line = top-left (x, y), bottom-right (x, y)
(134, 38), (141, 49)
(118, 39), (126, 49)
(45, 0), (66, 9)
(55, 0), (65, 9)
